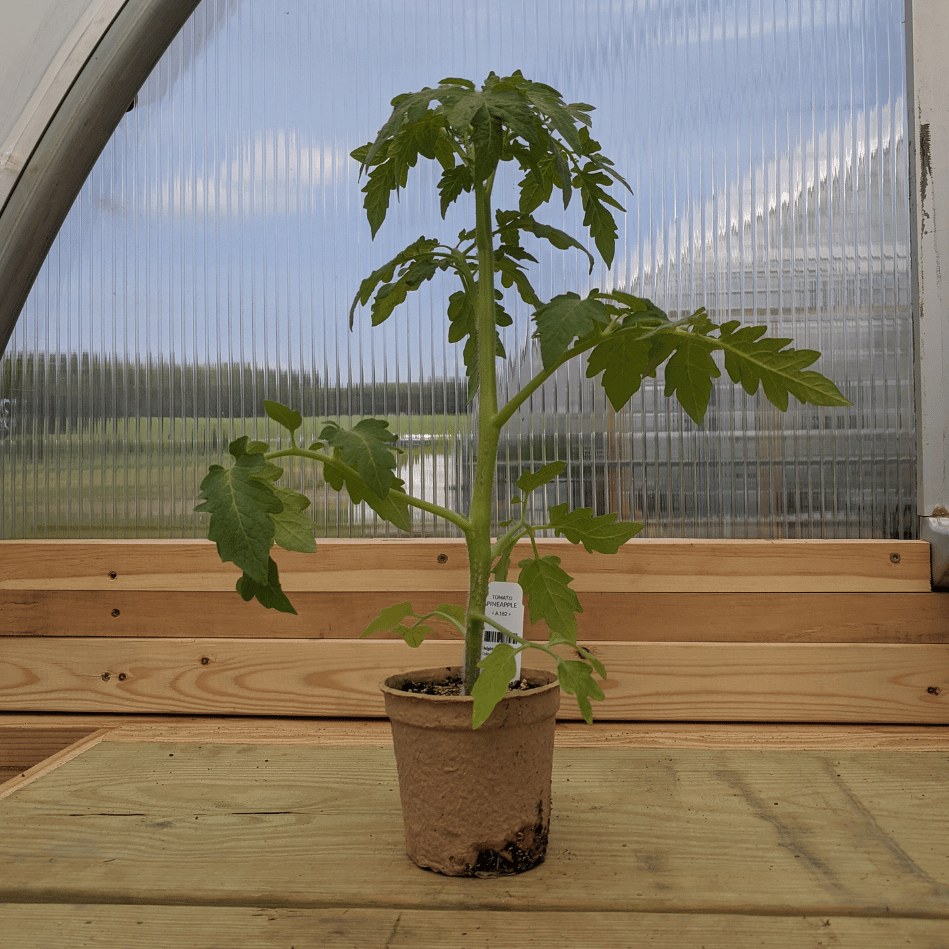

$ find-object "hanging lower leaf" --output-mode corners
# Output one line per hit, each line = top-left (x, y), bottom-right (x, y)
(556, 659), (605, 726)
(236, 557), (297, 614)
(517, 554), (582, 640)
(270, 487), (318, 554)
(195, 445), (281, 585)
(472, 644), (519, 729)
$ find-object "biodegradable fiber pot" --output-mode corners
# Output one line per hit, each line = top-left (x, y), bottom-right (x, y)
(380, 666), (560, 877)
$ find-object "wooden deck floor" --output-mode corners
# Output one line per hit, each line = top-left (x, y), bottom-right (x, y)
(1, 722), (948, 947)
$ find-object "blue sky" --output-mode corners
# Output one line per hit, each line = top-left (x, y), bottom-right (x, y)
(14, 0), (908, 391)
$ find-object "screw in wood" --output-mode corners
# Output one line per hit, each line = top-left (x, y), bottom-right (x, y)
(201, 656), (211, 665)
(108, 571), (117, 580)
(110, 608), (121, 617)
(118, 673), (127, 681)
(890, 552), (901, 563)
(437, 554), (449, 563)
(927, 686), (942, 696)
(101, 672), (111, 681)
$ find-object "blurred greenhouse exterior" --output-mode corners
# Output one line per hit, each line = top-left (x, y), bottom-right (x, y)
(0, 0), (944, 561)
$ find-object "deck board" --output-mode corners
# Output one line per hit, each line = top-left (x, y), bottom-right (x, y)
(3, 637), (946, 722)
(5, 590), (947, 643)
(0, 539), (931, 593)
(1, 741), (946, 919)
(1, 905), (948, 949)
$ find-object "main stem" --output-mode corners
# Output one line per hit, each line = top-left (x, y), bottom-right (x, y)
(462, 174), (501, 693)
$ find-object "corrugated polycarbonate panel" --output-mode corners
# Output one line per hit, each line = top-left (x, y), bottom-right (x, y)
(0, 0), (913, 540)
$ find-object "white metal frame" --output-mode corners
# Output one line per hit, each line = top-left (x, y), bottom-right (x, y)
(906, 0), (949, 584)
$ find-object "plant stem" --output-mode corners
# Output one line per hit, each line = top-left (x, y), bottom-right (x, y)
(462, 173), (501, 693)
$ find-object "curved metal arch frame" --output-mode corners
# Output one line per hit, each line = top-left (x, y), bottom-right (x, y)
(0, 0), (200, 357)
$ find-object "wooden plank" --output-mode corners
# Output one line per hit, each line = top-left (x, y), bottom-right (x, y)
(0, 743), (947, 918)
(0, 538), (931, 593)
(0, 729), (108, 801)
(1, 905), (947, 949)
(0, 725), (97, 784)
(4, 714), (949, 750)
(1, 637), (947, 722)
(4, 589), (947, 643)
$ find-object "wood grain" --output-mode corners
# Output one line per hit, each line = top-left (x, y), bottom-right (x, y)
(0, 724), (98, 784)
(0, 743), (946, 918)
(4, 715), (949, 752)
(1, 905), (947, 949)
(2, 637), (947, 722)
(0, 538), (931, 593)
(0, 729), (108, 801)
(4, 589), (947, 643)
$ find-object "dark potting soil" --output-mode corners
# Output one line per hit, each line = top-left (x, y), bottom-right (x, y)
(398, 674), (539, 696)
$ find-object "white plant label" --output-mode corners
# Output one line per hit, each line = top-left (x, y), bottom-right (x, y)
(480, 580), (524, 680)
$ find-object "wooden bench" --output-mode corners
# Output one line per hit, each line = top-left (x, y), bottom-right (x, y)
(1, 537), (947, 775)
(1, 538), (947, 945)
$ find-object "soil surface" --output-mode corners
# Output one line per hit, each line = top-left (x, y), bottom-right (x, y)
(398, 673), (539, 696)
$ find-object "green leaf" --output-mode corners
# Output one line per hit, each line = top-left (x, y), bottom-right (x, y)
(271, 486), (317, 554)
(602, 290), (672, 324)
(228, 435), (269, 458)
(472, 644), (519, 728)
(556, 658), (605, 725)
(533, 292), (611, 369)
(520, 81), (584, 154)
(515, 461), (566, 497)
(438, 165), (473, 217)
(518, 160), (555, 213)
(492, 544), (514, 582)
(235, 557), (297, 615)
(547, 503), (643, 553)
(369, 257), (442, 326)
(717, 322), (852, 410)
(439, 77), (475, 89)
(585, 331), (656, 411)
(494, 254), (542, 308)
(521, 219), (595, 273)
(444, 89), (488, 133)
(470, 105), (503, 183)
(350, 237), (440, 326)
(580, 186), (619, 267)
(319, 419), (400, 498)
(517, 554), (582, 639)
(395, 623), (432, 648)
(662, 333), (722, 425)
(432, 603), (467, 632)
(447, 286), (506, 399)
(447, 289), (474, 344)
(263, 400), (302, 434)
(574, 643), (607, 680)
(573, 162), (625, 266)
(483, 88), (545, 150)
(195, 452), (281, 584)
(361, 602), (416, 638)
(360, 160), (401, 237)
(343, 473), (412, 532)
(361, 87), (445, 168)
